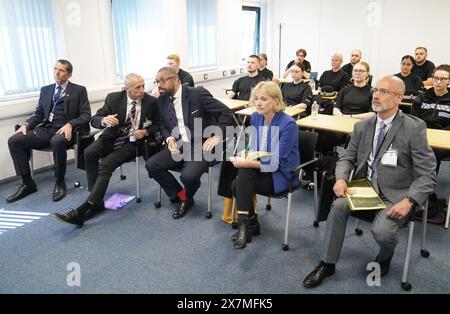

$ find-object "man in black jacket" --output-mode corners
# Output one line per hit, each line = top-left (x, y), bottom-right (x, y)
(146, 67), (234, 219)
(7, 59), (91, 203)
(54, 73), (160, 227)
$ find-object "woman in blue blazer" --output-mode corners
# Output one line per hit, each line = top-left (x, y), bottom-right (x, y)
(231, 81), (300, 249)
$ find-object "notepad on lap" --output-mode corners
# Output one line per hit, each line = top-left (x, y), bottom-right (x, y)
(345, 179), (386, 211)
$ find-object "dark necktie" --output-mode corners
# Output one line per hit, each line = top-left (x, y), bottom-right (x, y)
(113, 101), (137, 150)
(371, 121), (386, 184)
(167, 96), (178, 130)
(53, 85), (62, 104)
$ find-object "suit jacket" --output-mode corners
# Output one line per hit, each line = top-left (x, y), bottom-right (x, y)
(26, 82), (91, 133)
(91, 91), (160, 154)
(158, 85), (235, 143)
(250, 111), (300, 194)
(335, 111), (437, 206)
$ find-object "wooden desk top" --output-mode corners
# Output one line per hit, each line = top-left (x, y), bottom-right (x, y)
(427, 129), (450, 150)
(236, 105), (305, 117)
(297, 114), (450, 150)
(297, 114), (359, 134)
(218, 98), (250, 111)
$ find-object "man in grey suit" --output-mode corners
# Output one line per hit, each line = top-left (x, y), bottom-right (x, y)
(303, 76), (437, 288)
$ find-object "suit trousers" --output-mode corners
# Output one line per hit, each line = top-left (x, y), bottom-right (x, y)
(322, 197), (408, 264)
(84, 137), (136, 205)
(8, 126), (71, 179)
(231, 168), (274, 216)
(145, 147), (209, 199)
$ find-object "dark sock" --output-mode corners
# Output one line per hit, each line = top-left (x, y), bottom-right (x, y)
(22, 174), (34, 186)
(321, 260), (335, 266)
(56, 177), (65, 184)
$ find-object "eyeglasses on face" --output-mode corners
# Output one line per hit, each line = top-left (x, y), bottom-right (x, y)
(290, 70), (302, 74)
(432, 76), (449, 82)
(353, 69), (367, 73)
(371, 87), (401, 96)
(153, 76), (175, 86)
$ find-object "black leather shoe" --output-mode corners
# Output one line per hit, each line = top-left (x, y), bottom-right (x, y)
(52, 182), (67, 202)
(172, 199), (194, 219)
(303, 261), (336, 288)
(6, 183), (37, 203)
(85, 202), (106, 221)
(375, 253), (393, 277)
(53, 209), (85, 227)
(231, 215), (260, 241)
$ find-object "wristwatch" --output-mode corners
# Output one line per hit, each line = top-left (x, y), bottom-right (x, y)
(405, 196), (417, 205)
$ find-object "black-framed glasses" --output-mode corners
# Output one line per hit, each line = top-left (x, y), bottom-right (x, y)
(371, 87), (401, 96)
(153, 76), (175, 86)
(432, 76), (449, 82)
(353, 69), (366, 73)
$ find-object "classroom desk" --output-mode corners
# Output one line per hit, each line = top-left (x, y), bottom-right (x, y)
(218, 98), (250, 112)
(296, 114), (359, 134)
(236, 105), (305, 118)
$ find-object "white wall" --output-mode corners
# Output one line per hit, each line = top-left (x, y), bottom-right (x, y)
(267, 0), (450, 81)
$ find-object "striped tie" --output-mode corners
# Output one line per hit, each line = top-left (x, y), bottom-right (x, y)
(113, 101), (136, 150)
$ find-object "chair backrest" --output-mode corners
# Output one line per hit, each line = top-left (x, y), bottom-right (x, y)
(298, 130), (318, 165)
(310, 71), (318, 81)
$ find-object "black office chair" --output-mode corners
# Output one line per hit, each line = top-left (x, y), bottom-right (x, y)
(231, 130), (320, 250)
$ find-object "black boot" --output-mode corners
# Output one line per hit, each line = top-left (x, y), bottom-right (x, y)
(233, 216), (251, 249)
(231, 215), (260, 241)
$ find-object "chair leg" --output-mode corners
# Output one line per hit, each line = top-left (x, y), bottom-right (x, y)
(231, 198), (238, 229)
(313, 170), (319, 227)
(136, 157), (141, 203)
(154, 185), (162, 208)
(355, 219), (363, 236)
(30, 150), (34, 180)
(421, 200), (430, 258)
(401, 221), (414, 291)
(282, 193), (293, 251)
(266, 197), (272, 210)
(120, 166), (126, 180)
(445, 195), (449, 229)
(205, 167), (212, 219)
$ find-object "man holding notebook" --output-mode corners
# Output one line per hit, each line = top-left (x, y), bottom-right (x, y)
(303, 76), (437, 288)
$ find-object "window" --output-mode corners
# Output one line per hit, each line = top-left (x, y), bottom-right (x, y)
(187, 0), (217, 69)
(0, 0), (59, 100)
(241, 6), (260, 61)
(112, 0), (168, 80)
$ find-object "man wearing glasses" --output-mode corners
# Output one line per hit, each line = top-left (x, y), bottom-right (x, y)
(282, 48), (312, 80)
(146, 67), (234, 219)
(411, 64), (450, 210)
(53, 73), (160, 227)
(303, 76), (436, 288)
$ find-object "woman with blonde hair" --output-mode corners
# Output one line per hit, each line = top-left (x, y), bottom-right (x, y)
(230, 81), (300, 249)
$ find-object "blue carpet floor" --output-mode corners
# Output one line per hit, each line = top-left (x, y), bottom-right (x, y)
(0, 160), (449, 294)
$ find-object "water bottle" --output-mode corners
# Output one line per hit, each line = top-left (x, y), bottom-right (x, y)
(311, 101), (319, 119)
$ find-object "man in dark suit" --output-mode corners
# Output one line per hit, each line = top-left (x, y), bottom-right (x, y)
(53, 73), (160, 227)
(303, 76), (437, 288)
(7, 59), (91, 203)
(145, 67), (235, 219)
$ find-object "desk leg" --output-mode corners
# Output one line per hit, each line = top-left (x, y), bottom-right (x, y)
(234, 116), (247, 155)
(445, 195), (449, 229)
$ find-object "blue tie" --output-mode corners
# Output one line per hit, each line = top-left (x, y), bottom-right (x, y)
(371, 121), (386, 182)
(54, 85), (62, 104)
